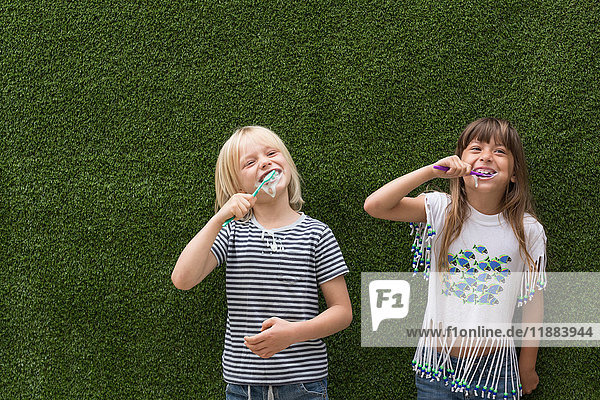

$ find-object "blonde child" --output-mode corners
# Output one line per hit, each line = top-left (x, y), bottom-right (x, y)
(364, 118), (546, 399)
(172, 126), (352, 400)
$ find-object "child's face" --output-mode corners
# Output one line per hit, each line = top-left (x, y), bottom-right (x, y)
(461, 138), (516, 192)
(237, 136), (290, 199)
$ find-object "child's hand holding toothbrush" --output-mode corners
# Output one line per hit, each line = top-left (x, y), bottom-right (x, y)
(216, 193), (256, 224)
(431, 155), (473, 178)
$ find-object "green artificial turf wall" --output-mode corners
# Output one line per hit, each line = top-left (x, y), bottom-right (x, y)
(3, 0), (599, 398)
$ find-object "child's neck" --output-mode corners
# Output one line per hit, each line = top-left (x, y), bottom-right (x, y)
(252, 193), (300, 230)
(465, 189), (504, 215)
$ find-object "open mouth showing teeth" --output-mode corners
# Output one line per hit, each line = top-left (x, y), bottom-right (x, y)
(474, 168), (497, 178)
(259, 169), (281, 183)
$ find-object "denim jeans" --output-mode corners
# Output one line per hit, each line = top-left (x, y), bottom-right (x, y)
(415, 352), (519, 400)
(225, 379), (328, 400)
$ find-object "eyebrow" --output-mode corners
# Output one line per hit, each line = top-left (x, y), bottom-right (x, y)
(469, 141), (507, 148)
(239, 148), (271, 166)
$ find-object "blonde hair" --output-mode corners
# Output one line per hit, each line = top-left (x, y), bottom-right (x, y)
(214, 126), (304, 220)
(438, 118), (539, 272)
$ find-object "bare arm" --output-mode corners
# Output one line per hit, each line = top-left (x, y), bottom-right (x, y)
(292, 275), (353, 340)
(519, 290), (543, 395)
(171, 215), (222, 290)
(363, 156), (472, 222)
(243, 275), (352, 358)
(171, 193), (256, 290)
(363, 166), (432, 222)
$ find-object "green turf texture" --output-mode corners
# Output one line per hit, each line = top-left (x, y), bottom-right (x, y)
(2, 0), (599, 398)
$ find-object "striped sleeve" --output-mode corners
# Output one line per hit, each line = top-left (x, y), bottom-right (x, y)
(314, 226), (348, 285)
(210, 223), (231, 267)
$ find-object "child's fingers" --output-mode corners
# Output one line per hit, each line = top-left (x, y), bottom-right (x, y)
(237, 198), (251, 212)
(241, 193), (255, 201)
(436, 156), (472, 178)
(243, 343), (264, 356)
(243, 340), (255, 349)
(232, 204), (245, 220)
(449, 157), (466, 175)
(455, 158), (472, 176)
(244, 333), (265, 345)
(457, 162), (471, 177)
(434, 155), (461, 177)
(244, 340), (272, 358)
(445, 162), (460, 176)
(234, 193), (255, 205)
(230, 193), (253, 203)
(448, 163), (467, 178)
(261, 317), (277, 331)
(233, 194), (255, 216)
(246, 343), (268, 354)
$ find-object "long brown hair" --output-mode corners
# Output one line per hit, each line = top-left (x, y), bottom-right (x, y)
(438, 118), (538, 271)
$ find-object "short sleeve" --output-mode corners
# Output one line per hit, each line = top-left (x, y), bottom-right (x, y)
(420, 191), (451, 233)
(527, 223), (547, 268)
(410, 192), (450, 277)
(210, 223), (232, 268)
(314, 226), (349, 285)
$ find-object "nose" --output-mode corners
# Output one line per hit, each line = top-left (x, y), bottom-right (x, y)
(259, 156), (272, 169)
(479, 149), (493, 162)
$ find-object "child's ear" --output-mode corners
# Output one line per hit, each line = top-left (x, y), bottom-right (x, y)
(510, 174), (516, 183)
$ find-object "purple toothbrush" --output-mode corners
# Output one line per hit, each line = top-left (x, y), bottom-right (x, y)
(433, 165), (494, 177)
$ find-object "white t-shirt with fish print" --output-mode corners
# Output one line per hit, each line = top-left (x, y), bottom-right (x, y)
(411, 191), (547, 399)
(422, 192), (546, 327)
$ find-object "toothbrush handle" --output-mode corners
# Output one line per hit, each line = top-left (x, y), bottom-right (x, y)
(433, 165), (484, 177)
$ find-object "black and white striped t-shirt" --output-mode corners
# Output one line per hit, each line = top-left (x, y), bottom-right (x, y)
(210, 213), (348, 385)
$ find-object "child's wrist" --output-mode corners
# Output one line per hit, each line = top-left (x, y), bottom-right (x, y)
(518, 360), (536, 372)
(288, 321), (306, 344)
(420, 164), (437, 182)
(211, 211), (229, 226)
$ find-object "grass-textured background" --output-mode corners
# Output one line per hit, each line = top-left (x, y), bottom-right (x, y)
(3, 0), (600, 398)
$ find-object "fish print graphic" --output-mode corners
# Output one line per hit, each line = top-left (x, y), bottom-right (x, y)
(464, 277), (478, 286)
(475, 260), (492, 271)
(477, 294), (499, 305)
(498, 254), (512, 263)
(489, 258), (502, 270)
(456, 256), (471, 268)
(464, 293), (478, 304)
(442, 244), (513, 306)
(460, 250), (476, 259)
(473, 245), (488, 254)
(474, 283), (488, 293)
(453, 282), (471, 292)
(487, 284), (503, 295)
